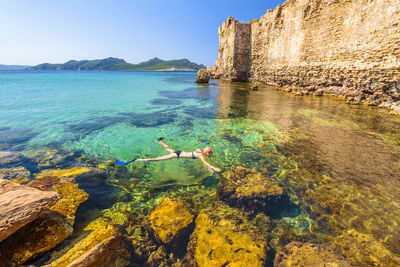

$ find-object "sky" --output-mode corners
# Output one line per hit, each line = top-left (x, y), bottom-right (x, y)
(0, 0), (285, 66)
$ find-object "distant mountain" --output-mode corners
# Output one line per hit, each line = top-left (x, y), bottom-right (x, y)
(29, 57), (206, 71)
(0, 64), (31, 70)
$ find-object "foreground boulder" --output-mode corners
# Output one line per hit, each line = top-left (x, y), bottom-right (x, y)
(185, 202), (268, 267)
(217, 167), (287, 214)
(196, 69), (211, 83)
(274, 242), (351, 267)
(46, 217), (130, 267)
(0, 169), (88, 265)
(146, 197), (194, 249)
(0, 179), (59, 242)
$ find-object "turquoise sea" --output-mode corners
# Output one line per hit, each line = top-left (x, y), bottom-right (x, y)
(1, 70), (400, 265)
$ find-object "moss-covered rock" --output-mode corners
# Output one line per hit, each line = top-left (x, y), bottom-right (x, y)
(217, 166), (287, 214)
(146, 197), (194, 247)
(274, 242), (351, 267)
(47, 217), (130, 267)
(128, 225), (159, 264)
(333, 229), (400, 266)
(185, 202), (268, 267)
(0, 210), (73, 266)
(0, 166), (31, 184)
(34, 167), (95, 180)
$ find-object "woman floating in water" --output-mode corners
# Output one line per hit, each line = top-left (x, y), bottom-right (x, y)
(116, 138), (221, 172)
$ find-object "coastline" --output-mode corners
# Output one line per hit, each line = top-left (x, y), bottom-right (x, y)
(204, 0), (400, 116)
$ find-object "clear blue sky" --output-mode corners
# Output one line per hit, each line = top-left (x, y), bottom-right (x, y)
(0, 0), (284, 66)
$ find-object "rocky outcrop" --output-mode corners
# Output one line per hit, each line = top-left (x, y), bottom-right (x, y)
(146, 197), (194, 248)
(185, 202), (268, 267)
(274, 242), (351, 267)
(0, 168), (89, 265)
(210, 1), (400, 113)
(0, 179), (59, 242)
(46, 217), (130, 267)
(217, 167), (287, 214)
(196, 69), (211, 83)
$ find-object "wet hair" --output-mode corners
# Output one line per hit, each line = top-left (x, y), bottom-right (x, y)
(203, 147), (213, 157)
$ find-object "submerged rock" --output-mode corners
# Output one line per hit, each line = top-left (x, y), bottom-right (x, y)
(34, 166), (97, 180)
(333, 229), (400, 266)
(145, 245), (176, 267)
(0, 179), (59, 242)
(274, 242), (351, 267)
(217, 166), (287, 214)
(0, 166), (31, 184)
(46, 217), (130, 267)
(196, 69), (211, 83)
(146, 197), (194, 248)
(128, 225), (159, 264)
(0, 151), (23, 167)
(185, 202), (268, 267)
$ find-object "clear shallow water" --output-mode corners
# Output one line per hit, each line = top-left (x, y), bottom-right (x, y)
(1, 70), (400, 265)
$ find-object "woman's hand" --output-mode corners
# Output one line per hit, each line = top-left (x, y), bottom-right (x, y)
(214, 167), (221, 172)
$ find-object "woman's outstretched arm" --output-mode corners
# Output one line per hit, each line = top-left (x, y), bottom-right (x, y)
(159, 139), (175, 153)
(199, 156), (221, 172)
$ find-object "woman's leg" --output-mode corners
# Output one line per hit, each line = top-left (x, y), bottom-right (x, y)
(159, 140), (175, 153)
(136, 153), (176, 162)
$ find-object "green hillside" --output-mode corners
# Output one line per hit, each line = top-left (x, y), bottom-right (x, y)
(29, 57), (206, 71)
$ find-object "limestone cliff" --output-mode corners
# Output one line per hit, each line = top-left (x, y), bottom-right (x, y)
(209, 0), (400, 112)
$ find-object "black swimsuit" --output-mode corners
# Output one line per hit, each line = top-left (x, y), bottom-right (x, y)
(174, 150), (197, 159)
(175, 150), (182, 158)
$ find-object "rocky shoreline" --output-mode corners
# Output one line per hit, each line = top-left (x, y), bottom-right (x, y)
(1, 149), (370, 266)
(198, 0), (400, 116)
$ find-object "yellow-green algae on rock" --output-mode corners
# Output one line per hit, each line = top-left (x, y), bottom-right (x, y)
(0, 166), (31, 184)
(186, 202), (268, 267)
(274, 242), (351, 267)
(263, 146), (400, 266)
(34, 166), (94, 180)
(333, 229), (400, 266)
(47, 217), (130, 267)
(217, 166), (286, 213)
(147, 197), (194, 245)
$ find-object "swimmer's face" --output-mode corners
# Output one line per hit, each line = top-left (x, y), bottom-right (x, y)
(202, 147), (213, 157)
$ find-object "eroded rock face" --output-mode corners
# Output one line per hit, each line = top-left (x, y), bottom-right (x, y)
(0, 170), (89, 265)
(217, 166), (287, 214)
(210, 1), (400, 112)
(0, 179), (59, 242)
(146, 197), (194, 247)
(274, 242), (351, 267)
(185, 202), (268, 267)
(196, 69), (211, 83)
(46, 217), (130, 267)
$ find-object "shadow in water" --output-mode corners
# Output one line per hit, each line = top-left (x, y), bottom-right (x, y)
(0, 127), (38, 151)
(73, 174), (130, 232)
(266, 197), (301, 220)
